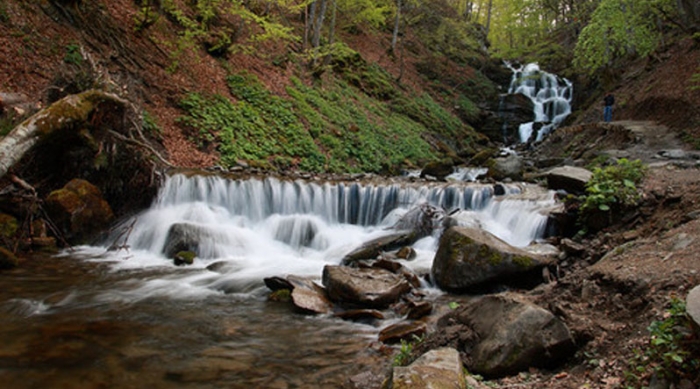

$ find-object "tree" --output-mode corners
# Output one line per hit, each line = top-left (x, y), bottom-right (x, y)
(573, 0), (677, 74)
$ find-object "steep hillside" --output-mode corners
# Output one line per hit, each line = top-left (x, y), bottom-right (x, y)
(0, 0), (498, 174)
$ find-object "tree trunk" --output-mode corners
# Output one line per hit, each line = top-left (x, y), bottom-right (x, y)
(485, 0), (493, 36)
(391, 0), (402, 54)
(323, 0), (337, 66)
(0, 89), (128, 179)
(312, 0), (327, 49)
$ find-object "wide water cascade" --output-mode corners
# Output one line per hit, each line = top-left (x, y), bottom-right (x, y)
(507, 62), (573, 143)
(0, 173), (558, 388)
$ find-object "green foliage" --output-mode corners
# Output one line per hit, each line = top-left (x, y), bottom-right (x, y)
(690, 66), (700, 91)
(142, 110), (161, 136)
(178, 73), (325, 172)
(573, 0), (677, 74)
(0, 0), (9, 23)
(134, 0), (158, 32)
(580, 158), (646, 214)
(392, 334), (424, 367)
(64, 43), (83, 65)
(625, 297), (700, 385)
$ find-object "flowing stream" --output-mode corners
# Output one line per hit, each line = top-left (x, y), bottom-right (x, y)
(0, 173), (558, 388)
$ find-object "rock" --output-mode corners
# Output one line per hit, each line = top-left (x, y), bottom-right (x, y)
(687, 285), (700, 333)
(560, 238), (585, 255)
(406, 300), (433, 320)
(658, 149), (689, 160)
(264, 276), (294, 291)
(0, 246), (19, 269)
(391, 347), (467, 389)
(487, 154), (524, 181)
(162, 222), (229, 259)
(379, 321), (427, 344)
(45, 179), (114, 243)
(448, 293), (575, 377)
(287, 276), (333, 314)
(545, 166), (593, 194)
(396, 246), (417, 260)
(390, 203), (445, 241)
(431, 226), (549, 291)
(420, 159), (454, 180)
(173, 250), (196, 266)
(335, 309), (385, 323)
(342, 232), (416, 265)
(372, 259), (422, 288)
(322, 265), (411, 309)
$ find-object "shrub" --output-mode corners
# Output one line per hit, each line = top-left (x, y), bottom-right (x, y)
(625, 297), (700, 385)
(580, 158), (646, 213)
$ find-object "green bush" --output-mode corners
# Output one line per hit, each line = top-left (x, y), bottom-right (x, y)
(580, 158), (646, 213)
(625, 297), (700, 385)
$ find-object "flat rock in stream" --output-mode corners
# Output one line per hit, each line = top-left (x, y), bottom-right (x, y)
(322, 265), (412, 309)
(287, 276), (333, 314)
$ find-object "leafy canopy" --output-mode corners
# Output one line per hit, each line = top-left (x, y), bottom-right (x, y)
(573, 0), (677, 73)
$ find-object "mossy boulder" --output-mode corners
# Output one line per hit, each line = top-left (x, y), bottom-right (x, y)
(486, 154), (524, 181)
(431, 226), (550, 291)
(442, 293), (575, 377)
(420, 158), (454, 180)
(45, 179), (114, 243)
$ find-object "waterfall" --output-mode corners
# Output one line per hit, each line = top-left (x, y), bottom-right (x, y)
(506, 62), (573, 143)
(78, 173), (557, 299)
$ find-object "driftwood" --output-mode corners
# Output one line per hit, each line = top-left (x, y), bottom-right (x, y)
(0, 90), (128, 179)
(0, 89), (171, 179)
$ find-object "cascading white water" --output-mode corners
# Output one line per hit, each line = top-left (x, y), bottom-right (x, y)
(75, 173), (557, 301)
(506, 62), (573, 143)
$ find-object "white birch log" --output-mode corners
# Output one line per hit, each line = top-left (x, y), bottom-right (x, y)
(0, 89), (128, 179)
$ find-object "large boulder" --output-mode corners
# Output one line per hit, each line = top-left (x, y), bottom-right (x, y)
(687, 285), (700, 333)
(444, 293), (576, 377)
(162, 222), (231, 259)
(45, 179), (114, 243)
(431, 226), (549, 291)
(487, 154), (524, 181)
(391, 348), (467, 389)
(322, 265), (412, 309)
(420, 159), (454, 180)
(545, 166), (593, 194)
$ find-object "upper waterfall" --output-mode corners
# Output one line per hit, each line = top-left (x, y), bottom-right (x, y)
(506, 62), (573, 143)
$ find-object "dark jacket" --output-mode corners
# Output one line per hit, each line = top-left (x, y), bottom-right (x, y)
(604, 94), (615, 107)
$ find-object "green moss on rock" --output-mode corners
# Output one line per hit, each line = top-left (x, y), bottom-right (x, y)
(174, 250), (196, 266)
(0, 213), (18, 239)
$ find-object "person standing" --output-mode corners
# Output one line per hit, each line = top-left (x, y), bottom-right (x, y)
(603, 92), (615, 122)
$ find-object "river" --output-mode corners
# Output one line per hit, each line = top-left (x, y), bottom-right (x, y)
(0, 172), (557, 388)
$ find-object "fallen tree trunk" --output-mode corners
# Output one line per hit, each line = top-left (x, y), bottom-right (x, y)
(0, 89), (130, 179)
